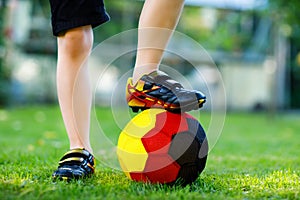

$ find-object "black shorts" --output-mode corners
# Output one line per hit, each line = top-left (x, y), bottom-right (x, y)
(49, 0), (110, 36)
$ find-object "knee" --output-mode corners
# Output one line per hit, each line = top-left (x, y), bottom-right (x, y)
(168, 0), (184, 4)
(58, 26), (93, 59)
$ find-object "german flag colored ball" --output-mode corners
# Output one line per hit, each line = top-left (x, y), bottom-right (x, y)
(117, 109), (208, 185)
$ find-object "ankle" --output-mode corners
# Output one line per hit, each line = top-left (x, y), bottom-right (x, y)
(70, 145), (93, 154)
(132, 65), (158, 84)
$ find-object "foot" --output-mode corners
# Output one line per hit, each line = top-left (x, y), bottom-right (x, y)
(52, 148), (95, 181)
(126, 70), (206, 113)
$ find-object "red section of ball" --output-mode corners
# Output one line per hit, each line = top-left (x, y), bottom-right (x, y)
(143, 153), (176, 172)
(144, 154), (180, 183)
(157, 111), (189, 137)
(138, 111), (191, 183)
(129, 172), (148, 182)
(141, 112), (189, 153)
(141, 128), (171, 153)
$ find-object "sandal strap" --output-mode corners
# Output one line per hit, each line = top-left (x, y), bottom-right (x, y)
(59, 157), (84, 165)
(142, 71), (183, 90)
(58, 148), (95, 172)
(60, 148), (91, 159)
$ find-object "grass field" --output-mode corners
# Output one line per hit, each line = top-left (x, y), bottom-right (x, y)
(0, 106), (299, 200)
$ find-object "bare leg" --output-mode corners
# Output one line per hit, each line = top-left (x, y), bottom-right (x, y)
(56, 25), (93, 153)
(132, 0), (184, 84)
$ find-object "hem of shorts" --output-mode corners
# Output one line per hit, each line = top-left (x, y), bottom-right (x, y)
(53, 15), (110, 36)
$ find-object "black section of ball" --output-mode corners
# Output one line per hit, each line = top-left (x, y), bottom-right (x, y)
(168, 117), (208, 185)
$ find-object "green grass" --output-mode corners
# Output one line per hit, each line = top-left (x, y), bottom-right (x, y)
(0, 106), (299, 200)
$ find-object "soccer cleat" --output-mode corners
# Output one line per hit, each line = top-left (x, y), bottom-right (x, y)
(52, 148), (95, 181)
(126, 71), (206, 113)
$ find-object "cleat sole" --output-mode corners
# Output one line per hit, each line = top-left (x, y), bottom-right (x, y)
(131, 107), (140, 113)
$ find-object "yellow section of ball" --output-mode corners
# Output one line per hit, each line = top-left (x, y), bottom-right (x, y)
(117, 109), (165, 173)
(125, 109), (165, 138)
(117, 129), (148, 173)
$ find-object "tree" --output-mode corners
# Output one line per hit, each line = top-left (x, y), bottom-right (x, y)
(268, 0), (300, 108)
(0, 0), (11, 107)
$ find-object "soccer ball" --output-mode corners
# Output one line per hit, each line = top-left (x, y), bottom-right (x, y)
(117, 109), (208, 185)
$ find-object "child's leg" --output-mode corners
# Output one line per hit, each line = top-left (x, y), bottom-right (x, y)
(132, 0), (184, 84)
(56, 25), (93, 153)
(127, 0), (206, 113)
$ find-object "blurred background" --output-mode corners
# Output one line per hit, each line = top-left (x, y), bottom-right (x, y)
(0, 0), (300, 112)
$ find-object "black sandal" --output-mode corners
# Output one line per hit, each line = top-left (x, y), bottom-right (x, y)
(52, 148), (95, 181)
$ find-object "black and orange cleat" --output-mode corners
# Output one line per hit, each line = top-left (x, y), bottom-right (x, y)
(126, 71), (206, 113)
(52, 148), (95, 181)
